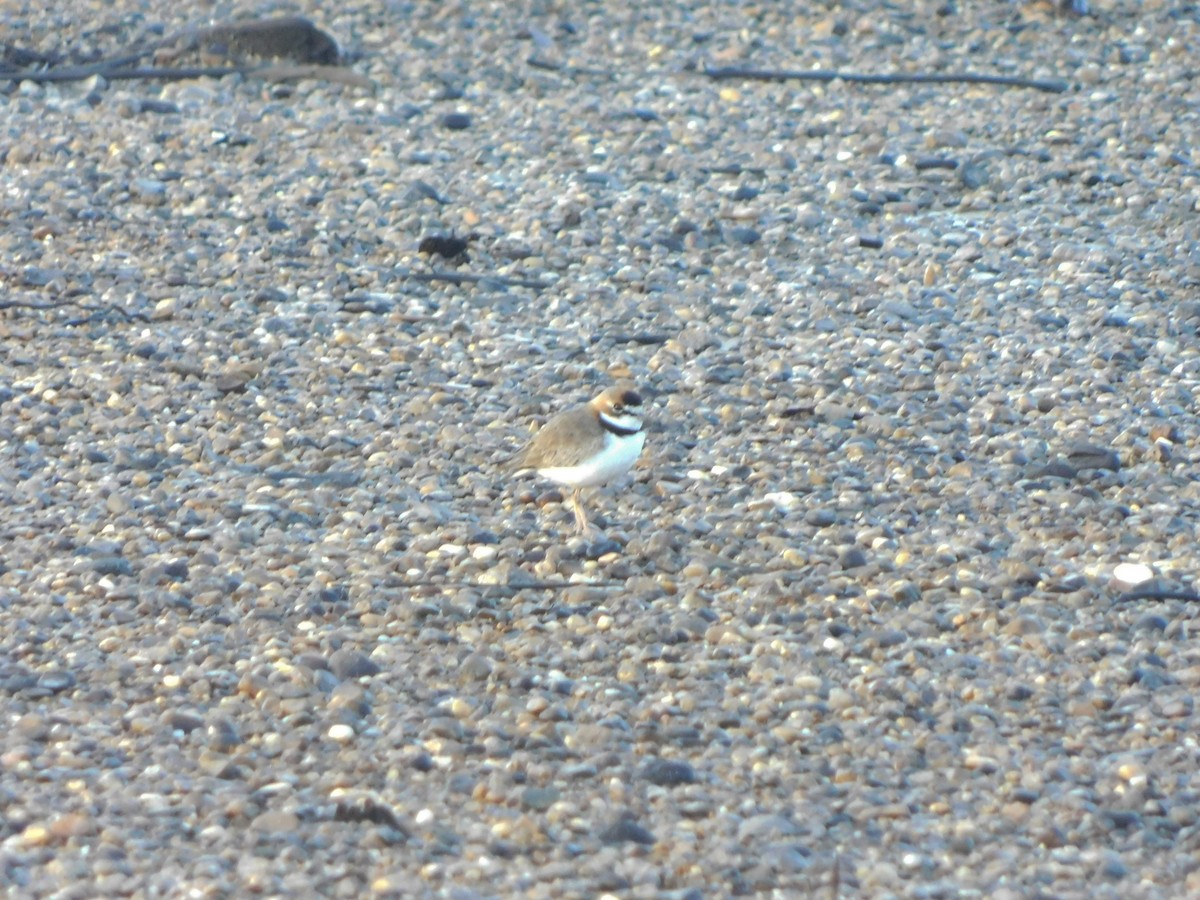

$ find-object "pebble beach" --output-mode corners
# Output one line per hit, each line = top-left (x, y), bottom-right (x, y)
(2, 0), (1200, 896)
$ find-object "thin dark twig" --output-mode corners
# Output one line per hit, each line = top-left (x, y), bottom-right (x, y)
(397, 579), (625, 592)
(394, 268), (551, 291)
(2, 61), (372, 89)
(1114, 587), (1200, 604)
(395, 562), (806, 594)
(1, 63), (249, 83)
(703, 65), (1069, 94)
(0, 52), (153, 80)
(524, 56), (614, 79)
(0, 297), (151, 324)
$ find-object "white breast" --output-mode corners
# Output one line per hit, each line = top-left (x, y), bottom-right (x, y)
(537, 430), (645, 488)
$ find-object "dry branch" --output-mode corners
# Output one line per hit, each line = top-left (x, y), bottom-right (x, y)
(703, 65), (1069, 94)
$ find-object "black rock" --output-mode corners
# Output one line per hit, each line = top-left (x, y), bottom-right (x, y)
(93, 556), (133, 576)
(38, 671), (76, 693)
(730, 226), (761, 245)
(329, 648), (381, 680)
(170, 710), (205, 733)
(335, 796), (410, 835)
(419, 233), (474, 259)
(641, 758), (697, 786)
(138, 98), (181, 115)
(838, 547), (868, 570)
(598, 817), (656, 845)
(441, 112), (472, 130)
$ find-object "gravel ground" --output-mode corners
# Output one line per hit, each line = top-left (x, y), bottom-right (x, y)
(3, 0), (1200, 896)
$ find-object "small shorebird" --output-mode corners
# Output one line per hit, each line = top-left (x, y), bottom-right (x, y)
(510, 383), (646, 534)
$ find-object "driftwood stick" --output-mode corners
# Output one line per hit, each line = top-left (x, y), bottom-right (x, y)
(0, 297), (151, 324)
(395, 268), (551, 291)
(1113, 587), (1200, 604)
(2, 64), (247, 83)
(703, 65), (1069, 94)
(1, 62), (372, 88)
(400, 579), (625, 592)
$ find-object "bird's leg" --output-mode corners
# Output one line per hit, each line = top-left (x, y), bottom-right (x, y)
(571, 488), (594, 535)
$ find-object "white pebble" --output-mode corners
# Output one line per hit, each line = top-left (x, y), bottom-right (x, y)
(1112, 563), (1154, 588)
(764, 491), (798, 511)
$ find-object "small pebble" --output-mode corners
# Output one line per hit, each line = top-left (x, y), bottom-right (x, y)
(441, 112), (472, 129)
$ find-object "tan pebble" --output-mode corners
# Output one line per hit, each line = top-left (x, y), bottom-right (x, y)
(47, 812), (91, 840)
(151, 297), (177, 320)
(1159, 698), (1192, 718)
(617, 660), (640, 683)
(328, 724), (355, 743)
(21, 824), (52, 847)
(458, 653), (493, 681)
(16, 713), (48, 739)
(1, 748), (31, 768)
(1169, 806), (1198, 827)
(238, 673), (267, 698)
(954, 820), (978, 840)
(771, 725), (802, 743)
(1001, 802), (1030, 823)
(964, 752), (998, 771)
(1117, 763), (1145, 784)
(371, 875), (407, 895)
(827, 688), (854, 710)
(250, 810), (299, 832)
(491, 820), (514, 840)
(525, 696), (549, 715)
(794, 674), (822, 691)
(1004, 616), (1043, 636)
(780, 548), (805, 566)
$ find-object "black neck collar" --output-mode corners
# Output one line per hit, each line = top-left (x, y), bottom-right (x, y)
(600, 414), (640, 437)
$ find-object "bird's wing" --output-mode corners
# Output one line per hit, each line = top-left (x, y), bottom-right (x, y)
(510, 406), (606, 470)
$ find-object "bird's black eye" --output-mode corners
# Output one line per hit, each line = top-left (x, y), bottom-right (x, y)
(612, 403), (624, 414)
